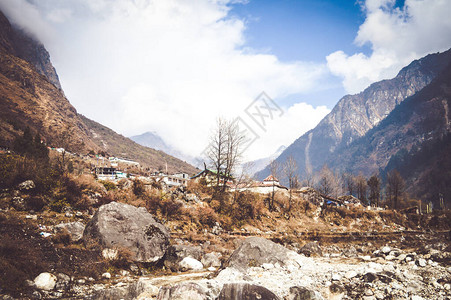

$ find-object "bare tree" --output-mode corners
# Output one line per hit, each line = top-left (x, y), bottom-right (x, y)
(387, 169), (404, 209)
(355, 174), (368, 205)
(343, 173), (355, 196)
(303, 168), (314, 188)
(367, 175), (381, 207)
(283, 155), (299, 214)
(206, 118), (246, 192)
(269, 159), (280, 210)
(207, 118), (228, 190)
(317, 165), (341, 198)
(222, 120), (246, 191)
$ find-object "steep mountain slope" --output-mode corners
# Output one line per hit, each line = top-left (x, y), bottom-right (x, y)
(256, 48), (451, 180)
(0, 10), (197, 174)
(0, 12), (61, 90)
(327, 61), (451, 205)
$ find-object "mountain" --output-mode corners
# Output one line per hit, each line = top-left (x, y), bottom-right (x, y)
(0, 10), (197, 174)
(246, 145), (286, 177)
(130, 131), (172, 154)
(130, 131), (202, 168)
(256, 48), (451, 181)
(327, 60), (451, 205)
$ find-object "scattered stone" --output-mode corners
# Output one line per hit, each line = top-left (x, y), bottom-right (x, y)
(332, 274), (342, 281)
(286, 286), (324, 300)
(34, 272), (57, 291)
(381, 246), (391, 254)
(102, 272), (111, 279)
(179, 257), (203, 271)
(164, 244), (204, 271)
(18, 180), (35, 191)
(217, 283), (279, 300)
(417, 258), (427, 267)
(83, 202), (170, 262)
(55, 221), (85, 242)
(201, 252), (221, 268)
(11, 196), (26, 211)
(157, 282), (207, 300)
(345, 270), (358, 279)
(299, 242), (323, 257)
(363, 272), (378, 283)
(327, 283), (345, 300)
(262, 263), (275, 270)
(55, 273), (71, 291)
(102, 248), (118, 260)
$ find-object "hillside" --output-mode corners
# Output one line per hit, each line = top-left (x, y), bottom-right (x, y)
(0, 11), (197, 174)
(326, 61), (451, 205)
(256, 49), (451, 181)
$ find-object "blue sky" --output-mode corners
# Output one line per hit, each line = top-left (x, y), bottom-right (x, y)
(231, 0), (370, 62)
(1, 0), (450, 160)
(230, 0), (370, 108)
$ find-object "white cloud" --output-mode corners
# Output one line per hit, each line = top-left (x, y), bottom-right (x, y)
(0, 0), (329, 160)
(327, 0), (451, 94)
(245, 102), (330, 160)
(0, 0), (54, 44)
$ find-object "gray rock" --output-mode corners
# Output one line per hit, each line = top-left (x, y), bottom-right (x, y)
(286, 286), (324, 300)
(55, 221), (85, 242)
(18, 180), (35, 191)
(226, 237), (296, 271)
(55, 273), (71, 291)
(179, 257), (203, 270)
(82, 202), (170, 262)
(11, 196), (26, 211)
(381, 246), (391, 254)
(299, 242), (322, 257)
(164, 245), (204, 271)
(201, 252), (222, 268)
(157, 282), (207, 300)
(417, 258), (427, 267)
(217, 283), (280, 300)
(34, 272), (57, 291)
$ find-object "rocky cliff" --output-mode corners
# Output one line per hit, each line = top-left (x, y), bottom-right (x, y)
(327, 61), (451, 204)
(256, 48), (451, 181)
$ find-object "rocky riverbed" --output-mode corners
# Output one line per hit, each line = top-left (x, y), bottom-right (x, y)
(2, 201), (450, 300)
(25, 235), (450, 300)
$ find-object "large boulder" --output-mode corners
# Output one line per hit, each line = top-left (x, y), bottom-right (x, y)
(157, 282), (207, 300)
(217, 283), (280, 300)
(82, 202), (170, 262)
(225, 237), (300, 271)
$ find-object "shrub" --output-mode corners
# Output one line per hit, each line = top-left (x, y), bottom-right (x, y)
(232, 192), (264, 221)
(99, 180), (116, 191)
(198, 206), (219, 227)
(160, 198), (183, 221)
(51, 229), (71, 246)
(133, 179), (146, 196)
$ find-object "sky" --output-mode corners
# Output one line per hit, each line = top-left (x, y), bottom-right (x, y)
(1, 0), (451, 162)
